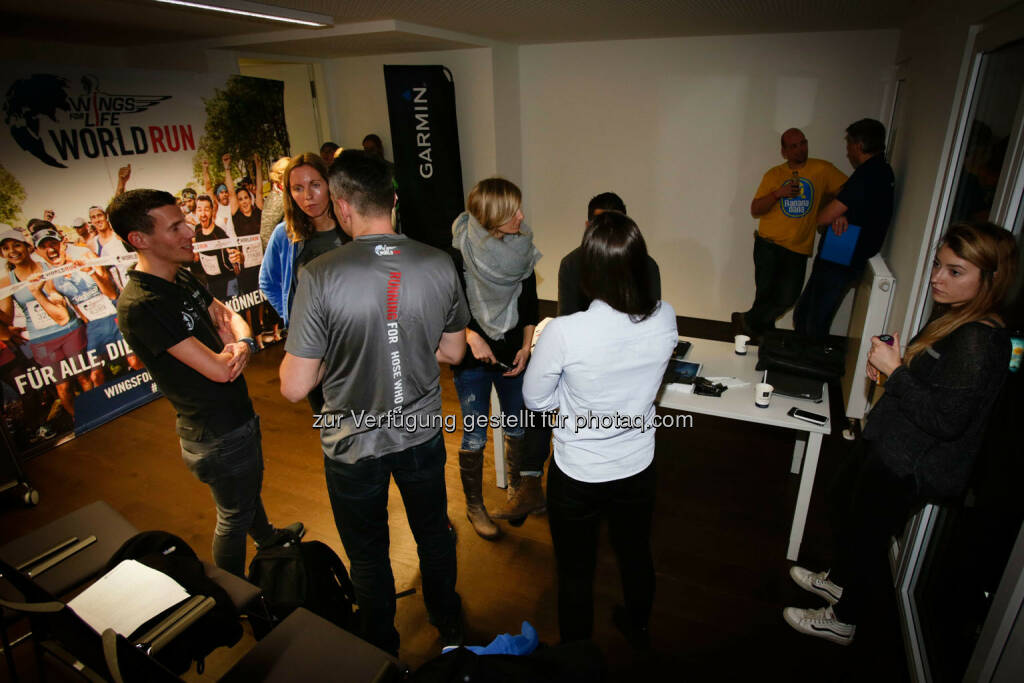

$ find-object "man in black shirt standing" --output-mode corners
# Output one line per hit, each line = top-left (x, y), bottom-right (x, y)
(109, 189), (301, 576)
(794, 119), (895, 339)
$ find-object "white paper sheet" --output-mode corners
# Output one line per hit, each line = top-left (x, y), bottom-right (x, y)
(68, 559), (190, 636)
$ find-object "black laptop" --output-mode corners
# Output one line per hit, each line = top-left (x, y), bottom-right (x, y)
(766, 369), (824, 403)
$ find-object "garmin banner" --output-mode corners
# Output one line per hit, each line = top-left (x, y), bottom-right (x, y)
(1, 65), (289, 458)
(383, 65), (465, 250)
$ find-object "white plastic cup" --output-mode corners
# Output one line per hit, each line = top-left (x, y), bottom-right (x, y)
(734, 334), (750, 355)
(754, 382), (774, 408)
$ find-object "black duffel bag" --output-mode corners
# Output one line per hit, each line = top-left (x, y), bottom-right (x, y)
(755, 330), (846, 381)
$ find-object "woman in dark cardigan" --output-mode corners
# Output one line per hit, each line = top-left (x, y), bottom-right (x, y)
(784, 222), (1019, 645)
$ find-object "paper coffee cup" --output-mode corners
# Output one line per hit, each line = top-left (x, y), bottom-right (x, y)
(734, 334), (750, 355)
(755, 382), (773, 408)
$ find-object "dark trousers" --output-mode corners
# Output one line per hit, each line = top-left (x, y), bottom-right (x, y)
(521, 415), (553, 473)
(744, 234), (808, 336)
(179, 415), (273, 576)
(793, 257), (861, 340)
(323, 431), (459, 655)
(829, 445), (918, 625)
(547, 459), (657, 643)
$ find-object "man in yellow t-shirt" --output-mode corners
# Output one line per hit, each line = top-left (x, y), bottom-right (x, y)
(732, 128), (847, 339)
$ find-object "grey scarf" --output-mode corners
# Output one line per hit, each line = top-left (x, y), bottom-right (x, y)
(452, 211), (542, 340)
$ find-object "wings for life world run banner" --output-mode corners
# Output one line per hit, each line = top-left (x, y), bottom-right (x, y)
(0, 66), (290, 458)
(384, 65), (465, 250)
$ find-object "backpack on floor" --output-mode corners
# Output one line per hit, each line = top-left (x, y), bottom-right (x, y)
(247, 540), (356, 635)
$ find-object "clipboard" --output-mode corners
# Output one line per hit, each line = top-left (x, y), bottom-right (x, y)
(820, 224), (861, 266)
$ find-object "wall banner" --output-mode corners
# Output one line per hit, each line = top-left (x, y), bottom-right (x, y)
(383, 65), (465, 250)
(1, 66), (289, 458)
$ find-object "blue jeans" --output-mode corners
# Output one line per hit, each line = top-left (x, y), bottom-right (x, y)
(179, 415), (273, 576)
(323, 431), (459, 655)
(452, 365), (525, 451)
(793, 257), (860, 339)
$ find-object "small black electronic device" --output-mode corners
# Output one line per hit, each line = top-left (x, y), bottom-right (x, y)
(493, 359), (512, 371)
(693, 377), (727, 397)
(787, 407), (828, 426)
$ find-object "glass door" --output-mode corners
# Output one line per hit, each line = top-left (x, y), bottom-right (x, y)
(900, 17), (1024, 683)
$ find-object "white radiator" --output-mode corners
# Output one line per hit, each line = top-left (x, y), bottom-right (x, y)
(842, 254), (896, 421)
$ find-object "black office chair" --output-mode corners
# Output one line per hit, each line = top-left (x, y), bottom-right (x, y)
(102, 607), (403, 683)
(2, 553), (404, 682)
(0, 501), (140, 681)
(0, 502), (268, 679)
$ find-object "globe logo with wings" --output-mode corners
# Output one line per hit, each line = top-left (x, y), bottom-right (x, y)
(4, 74), (170, 168)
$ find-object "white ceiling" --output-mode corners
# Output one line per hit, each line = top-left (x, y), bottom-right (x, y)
(0, 0), (918, 56)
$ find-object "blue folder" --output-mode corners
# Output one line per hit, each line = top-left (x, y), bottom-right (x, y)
(820, 223), (861, 266)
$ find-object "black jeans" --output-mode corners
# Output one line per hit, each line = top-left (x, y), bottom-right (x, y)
(829, 445), (918, 625)
(323, 431), (459, 655)
(547, 458), (657, 642)
(793, 257), (861, 340)
(744, 234), (808, 336)
(179, 415), (273, 576)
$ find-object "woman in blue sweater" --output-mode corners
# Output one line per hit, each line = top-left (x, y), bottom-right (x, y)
(259, 153), (349, 411)
(784, 222), (1018, 646)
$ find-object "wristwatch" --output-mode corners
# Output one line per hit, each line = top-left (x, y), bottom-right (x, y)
(239, 337), (257, 354)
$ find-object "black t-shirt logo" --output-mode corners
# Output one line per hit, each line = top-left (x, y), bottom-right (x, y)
(182, 311), (195, 331)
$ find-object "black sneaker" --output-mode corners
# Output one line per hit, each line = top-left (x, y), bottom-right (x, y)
(612, 605), (651, 650)
(256, 522), (305, 549)
(434, 613), (464, 648)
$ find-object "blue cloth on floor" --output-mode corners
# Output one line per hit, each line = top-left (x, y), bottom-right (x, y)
(443, 621), (539, 656)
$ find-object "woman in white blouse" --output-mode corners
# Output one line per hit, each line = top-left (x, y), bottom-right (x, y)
(523, 211), (677, 647)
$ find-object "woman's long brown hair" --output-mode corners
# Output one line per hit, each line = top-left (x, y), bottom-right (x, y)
(282, 153), (336, 243)
(905, 222), (1018, 363)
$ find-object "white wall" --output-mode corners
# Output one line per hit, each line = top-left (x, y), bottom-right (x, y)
(323, 48), (498, 199)
(519, 30), (899, 315)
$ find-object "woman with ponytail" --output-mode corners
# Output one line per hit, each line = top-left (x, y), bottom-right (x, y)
(784, 222), (1018, 646)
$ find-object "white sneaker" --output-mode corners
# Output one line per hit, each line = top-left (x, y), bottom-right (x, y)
(783, 605), (855, 645)
(790, 565), (843, 604)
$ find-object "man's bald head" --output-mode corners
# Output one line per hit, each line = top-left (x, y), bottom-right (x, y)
(780, 128), (808, 166)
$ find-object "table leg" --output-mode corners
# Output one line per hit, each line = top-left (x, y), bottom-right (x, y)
(791, 433), (807, 474)
(787, 431), (822, 562)
(491, 386), (506, 489)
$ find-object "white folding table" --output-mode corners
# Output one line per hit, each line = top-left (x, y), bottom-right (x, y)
(657, 337), (831, 561)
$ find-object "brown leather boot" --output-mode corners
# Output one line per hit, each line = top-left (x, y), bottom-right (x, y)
(494, 474), (546, 519)
(494, 435), (546, 519)
(458, 449), (502, 540)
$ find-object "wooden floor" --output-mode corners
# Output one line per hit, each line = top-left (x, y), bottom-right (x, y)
(1, 342), (910, 681)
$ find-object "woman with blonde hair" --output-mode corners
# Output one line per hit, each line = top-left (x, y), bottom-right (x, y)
(449, 177), (541, 540)
(260, 152), (350, 410)
(784, 222), (1019, 646)
(259, 155), (291, 249)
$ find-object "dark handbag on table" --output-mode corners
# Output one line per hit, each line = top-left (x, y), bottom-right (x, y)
(755, 330), (846, 381)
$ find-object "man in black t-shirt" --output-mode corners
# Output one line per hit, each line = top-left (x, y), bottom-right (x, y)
(557, 192), (661, 316)
(280, 150), (469, 655)
(794, 119), (895, 339)
(192, 195), (236, 301)
(109, 189), (301, 577)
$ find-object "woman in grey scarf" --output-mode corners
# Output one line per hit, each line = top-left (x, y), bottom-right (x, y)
(449, 178), (541, 540)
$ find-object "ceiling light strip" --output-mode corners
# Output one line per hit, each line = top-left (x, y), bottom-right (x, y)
(154, 0), (332, 27)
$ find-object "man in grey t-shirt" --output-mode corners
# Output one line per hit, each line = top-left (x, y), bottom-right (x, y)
(280, 150), (469, 656)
